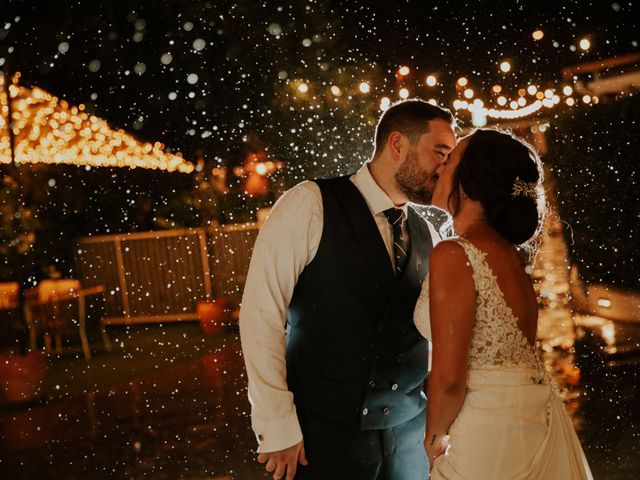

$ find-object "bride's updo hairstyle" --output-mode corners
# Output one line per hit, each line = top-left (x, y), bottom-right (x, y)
(448, 129), (546, 245)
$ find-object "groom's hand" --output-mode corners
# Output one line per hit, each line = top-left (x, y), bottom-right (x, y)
(257, 440), (308, 480)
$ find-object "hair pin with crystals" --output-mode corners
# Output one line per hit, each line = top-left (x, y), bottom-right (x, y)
(511, 176), (538, 199)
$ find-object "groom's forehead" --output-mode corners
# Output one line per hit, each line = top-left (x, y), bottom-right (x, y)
(421, 126), (456, 150)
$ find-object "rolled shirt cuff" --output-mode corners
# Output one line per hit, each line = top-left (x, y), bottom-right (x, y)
(254, 414), (303, 453)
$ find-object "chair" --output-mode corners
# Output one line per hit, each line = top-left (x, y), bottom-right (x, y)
(25, 279), (112, 360)
(0, 282), (21, 349)
(0, 282), (19, 309)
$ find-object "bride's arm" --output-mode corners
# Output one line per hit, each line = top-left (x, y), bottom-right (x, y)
(425, 241), (476, 463)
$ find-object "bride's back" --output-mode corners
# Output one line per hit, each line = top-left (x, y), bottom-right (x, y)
(464, 231), (538, 346)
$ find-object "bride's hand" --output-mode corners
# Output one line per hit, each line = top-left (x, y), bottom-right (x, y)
(425, 434), (448, 467)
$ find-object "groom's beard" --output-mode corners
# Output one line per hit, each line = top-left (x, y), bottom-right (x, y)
(396, 148), (436, 205)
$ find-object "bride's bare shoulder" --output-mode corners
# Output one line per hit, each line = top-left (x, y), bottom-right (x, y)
(430, 238), (471, 270)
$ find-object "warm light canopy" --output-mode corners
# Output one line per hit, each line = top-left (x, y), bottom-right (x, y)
(0, 74), (193, 172)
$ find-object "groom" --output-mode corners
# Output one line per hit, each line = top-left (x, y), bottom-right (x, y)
(239, 99), (456, 479)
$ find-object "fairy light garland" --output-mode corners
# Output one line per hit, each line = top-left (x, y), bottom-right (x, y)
(0, 73), (194, 173)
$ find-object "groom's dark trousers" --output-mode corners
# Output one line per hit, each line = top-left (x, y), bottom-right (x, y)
(285, 177), (433, 480)
(296, 410), (428, 479)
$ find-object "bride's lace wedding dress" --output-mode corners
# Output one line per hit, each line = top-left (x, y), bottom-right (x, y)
(414, 237), (593, 479)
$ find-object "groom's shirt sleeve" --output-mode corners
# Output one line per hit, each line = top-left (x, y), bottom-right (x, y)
(239, 180), (323, 453)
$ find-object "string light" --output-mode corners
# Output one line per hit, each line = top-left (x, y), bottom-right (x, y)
(579, 38), (591, 51)
(0, 74), (193, 172)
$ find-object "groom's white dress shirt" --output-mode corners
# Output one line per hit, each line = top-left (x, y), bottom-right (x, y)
(239, 162), (440, 453)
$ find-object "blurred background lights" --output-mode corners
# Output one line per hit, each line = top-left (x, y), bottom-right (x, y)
(500, 61), (511, 73)
(330, 85), (342, 96)
(579, 37), (591, 50)
(527, 85), (538, 95)
(399, 87), (409, 99)
(425, 75), (437, 87)
(380, 96), (391, 111)
(297, 82), (308, 93)
(457, 76), (468, 87)
(398, 66), (410, 76)
(192, 38), (206, 51)
(472, 110), (488, 127)
(358, 81), (370, 93)
(57, 42), (69, 54)
(532, 29), (544, 41)
(464, 88), (474, 99)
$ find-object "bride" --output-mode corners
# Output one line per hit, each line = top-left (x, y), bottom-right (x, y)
(414, 128), (593, 479)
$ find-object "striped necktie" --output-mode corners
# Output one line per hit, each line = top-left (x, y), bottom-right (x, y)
(384, 208), (410, 276)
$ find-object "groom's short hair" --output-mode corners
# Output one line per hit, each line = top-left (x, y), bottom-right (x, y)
(373, 99), (455, 156)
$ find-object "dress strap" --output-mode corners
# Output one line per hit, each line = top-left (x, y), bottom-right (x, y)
(440, 237), (491, 289)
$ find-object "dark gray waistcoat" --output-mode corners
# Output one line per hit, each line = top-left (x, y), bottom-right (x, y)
(286, 176), (433, 429)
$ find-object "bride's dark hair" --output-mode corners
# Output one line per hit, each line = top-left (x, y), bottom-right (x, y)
(447, 128), (546, 245)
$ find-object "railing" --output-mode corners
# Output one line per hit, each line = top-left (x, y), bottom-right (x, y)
(75, 223), (260, 325)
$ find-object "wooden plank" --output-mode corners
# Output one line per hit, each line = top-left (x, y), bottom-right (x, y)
(102, 313), (200, 325)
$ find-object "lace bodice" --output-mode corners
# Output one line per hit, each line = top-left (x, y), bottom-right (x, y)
(414, 237), (540, 369)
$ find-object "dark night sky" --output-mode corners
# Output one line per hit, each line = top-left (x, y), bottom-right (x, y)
(2, 0), (638, 171)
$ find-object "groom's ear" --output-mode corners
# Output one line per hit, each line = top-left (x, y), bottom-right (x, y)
(388, 131), (404, 162)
